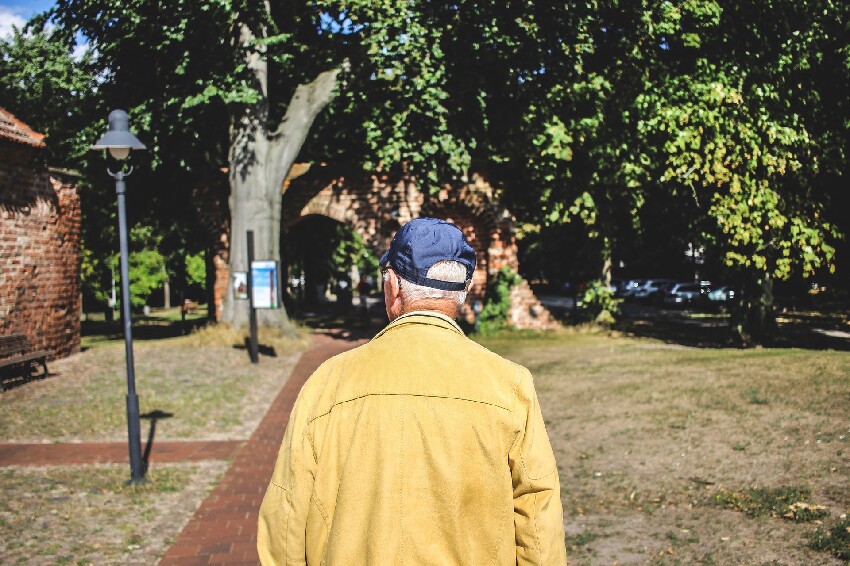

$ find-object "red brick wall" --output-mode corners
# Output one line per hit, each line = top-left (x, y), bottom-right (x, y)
(0, 141), (81, 359)
(276, 169), (559, 330)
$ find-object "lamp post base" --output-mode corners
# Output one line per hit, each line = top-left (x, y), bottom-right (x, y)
(126, 393), (147, 485)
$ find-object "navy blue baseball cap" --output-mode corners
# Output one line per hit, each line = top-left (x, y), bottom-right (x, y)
(380, 218), (476, 291)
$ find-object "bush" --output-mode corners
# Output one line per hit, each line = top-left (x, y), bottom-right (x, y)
(477, 268), (523, 334)
(579, 281), (622, 325)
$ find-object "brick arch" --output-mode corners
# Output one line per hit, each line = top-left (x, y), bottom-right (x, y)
(281, 166), (558, 330)
(284, 169), (421, 258)
(417, 196), (497, 313)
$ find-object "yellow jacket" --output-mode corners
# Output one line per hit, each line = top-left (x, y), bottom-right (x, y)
(258, 311), (566, 565)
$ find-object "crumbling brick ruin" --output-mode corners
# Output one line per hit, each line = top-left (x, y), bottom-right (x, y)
(281, 165), (558, 329)
(207, 163), (558, 330)
(0, 108), (81, 359)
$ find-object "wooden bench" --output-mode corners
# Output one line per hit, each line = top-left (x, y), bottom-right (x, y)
(182, 299), (200, 314)
(0, 334), (50, 389)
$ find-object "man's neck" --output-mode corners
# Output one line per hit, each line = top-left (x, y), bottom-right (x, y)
(398, 299), (458, 320)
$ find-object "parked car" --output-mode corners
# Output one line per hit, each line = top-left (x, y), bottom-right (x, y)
(618, 279), (646, 298)
(633, 279), (676, 302)
(707, 285), (736, 303)
(663, 282), (703, 306)
(609, 278), (623, 295)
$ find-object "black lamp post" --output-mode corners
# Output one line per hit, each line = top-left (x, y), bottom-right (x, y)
(92, 109), (147, 484)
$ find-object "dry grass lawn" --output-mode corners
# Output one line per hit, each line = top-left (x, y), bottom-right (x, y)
(0, 326), (308, 442)
(476, 330), (850, 565)
(0, 462), (227, 565)
(2, 324), (847, 564)
(0, 325), (309, 565)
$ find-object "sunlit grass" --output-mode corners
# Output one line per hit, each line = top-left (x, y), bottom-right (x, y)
(0, 462), (226, 564)
(475, 331), (850, 565)
(1, 327), (308, 442)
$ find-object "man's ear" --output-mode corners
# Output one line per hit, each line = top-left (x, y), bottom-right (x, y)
(384, 269), (403, 320)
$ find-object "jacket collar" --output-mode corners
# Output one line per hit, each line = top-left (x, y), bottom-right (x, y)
(373, 310), (465, 340)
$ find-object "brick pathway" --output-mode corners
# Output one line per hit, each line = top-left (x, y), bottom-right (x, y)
(158, 329), (369, 566)
(0, 439), (242, 466)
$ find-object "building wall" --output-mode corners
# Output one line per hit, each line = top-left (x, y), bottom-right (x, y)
(0, 141), (81, 358)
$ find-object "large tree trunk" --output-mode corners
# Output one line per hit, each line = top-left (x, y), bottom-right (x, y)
(600, 236), (612, 288)
(730, 271), (777, 346)
(220, 22), (340, 331)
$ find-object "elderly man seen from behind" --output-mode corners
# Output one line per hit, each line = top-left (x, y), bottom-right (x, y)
(258, 217), (567, 565)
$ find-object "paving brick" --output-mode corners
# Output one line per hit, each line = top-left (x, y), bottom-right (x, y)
(159, 555), (212, 566)
(159, 332), (366, 565)
(164, 544), (203, 557)
(198, 542), (232, 555)
(0, 440), (242, 467)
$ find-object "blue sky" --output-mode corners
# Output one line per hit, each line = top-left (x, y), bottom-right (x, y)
(0, 0), (57, 38)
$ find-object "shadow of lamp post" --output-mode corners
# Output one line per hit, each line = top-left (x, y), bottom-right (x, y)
(91, 109), (147, 484)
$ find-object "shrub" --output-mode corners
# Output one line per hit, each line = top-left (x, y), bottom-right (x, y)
(579, 281), (622, 325)
(477, 267), (523, 334)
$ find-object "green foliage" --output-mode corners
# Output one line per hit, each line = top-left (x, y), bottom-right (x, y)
(116, 250), (167, 309)
(184, 252), (207, 288)
(478, 268), (523, 334)
(633, 60), (839, 282)
(350, 1), (471, 188)
(13, 0), (848, 339)
(331, 225), (378, 276)
(80, 243), (110, 306)
(713, 486), (828, 522)
(579, 282), (622, 325)
(100, 226), (167, 309)
(0, 22), (99, 166)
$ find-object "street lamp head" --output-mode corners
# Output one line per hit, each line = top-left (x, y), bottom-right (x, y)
(91, 109), (146, 160)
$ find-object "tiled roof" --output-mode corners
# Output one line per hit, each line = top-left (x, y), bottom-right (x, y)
(0, 107), (46, 148)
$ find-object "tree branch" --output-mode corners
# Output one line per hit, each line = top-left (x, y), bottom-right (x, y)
(267, 66), (342, 194)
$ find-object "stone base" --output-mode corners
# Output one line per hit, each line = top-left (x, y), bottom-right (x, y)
(509, 280), (560, 330)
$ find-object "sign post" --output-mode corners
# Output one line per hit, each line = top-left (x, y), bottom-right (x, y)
(246, 231), (260, 364)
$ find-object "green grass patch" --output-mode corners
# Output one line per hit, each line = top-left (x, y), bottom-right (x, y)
(713, 486), (829, 522)
(810, 516), (850, 560)
(570, 530), (602, 547)
(745, 388), (770, 405)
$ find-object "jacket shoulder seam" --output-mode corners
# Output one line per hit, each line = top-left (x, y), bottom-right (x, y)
(308, 392), (512, 424)
(311, 491), (331, 528)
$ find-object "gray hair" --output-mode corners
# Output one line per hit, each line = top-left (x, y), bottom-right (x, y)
(384, 260), (470, 307)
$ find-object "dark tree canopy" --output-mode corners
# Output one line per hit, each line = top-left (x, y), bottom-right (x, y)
(2, 0), (846, 341)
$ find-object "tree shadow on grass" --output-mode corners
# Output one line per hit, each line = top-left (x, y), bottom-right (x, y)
(292, 300), (386, 343)
(80, 317), (210, 350)
(609, 304), (850, 351)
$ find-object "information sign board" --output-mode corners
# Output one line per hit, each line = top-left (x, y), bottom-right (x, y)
(232, 272), (248, 300)
(251, 260), (279, 309)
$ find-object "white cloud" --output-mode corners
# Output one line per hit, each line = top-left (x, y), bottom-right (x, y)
(0, 7), (26, 39)
(71, 41), (87, 60)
